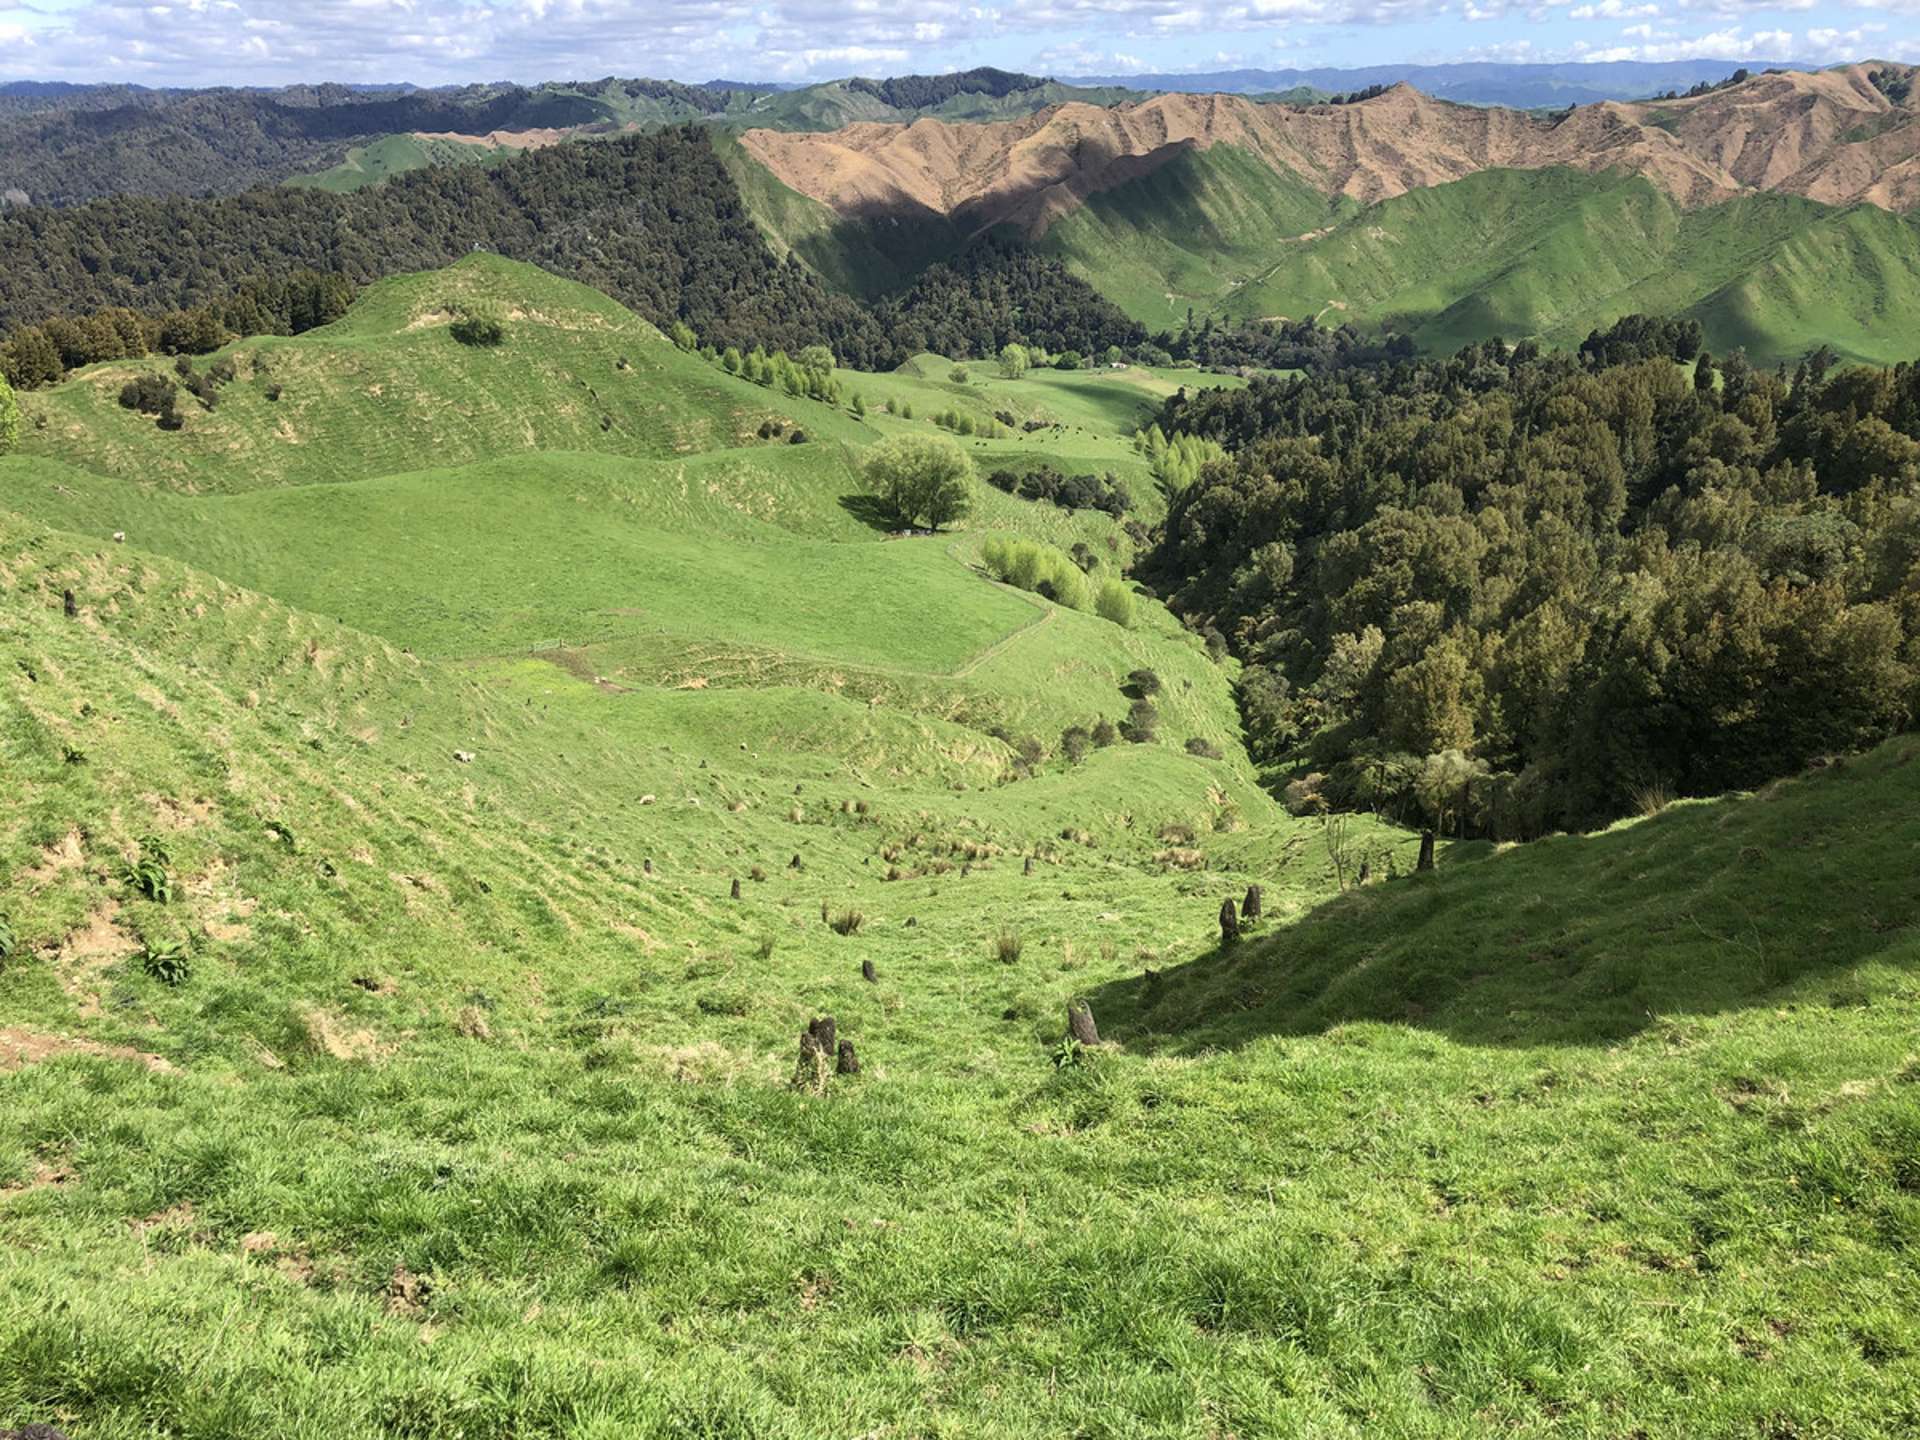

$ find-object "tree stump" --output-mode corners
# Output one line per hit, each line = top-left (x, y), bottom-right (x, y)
(789, 853), (802, 870)
(1417, 830), (1436, 872)
(1241, 884), (1262, 921)
(1357, 859), (1371, 886)
(730, 878), (742, 901)
(861, 959), (877, 984)
(1023, 855), (1033, 876)
(807, 1015), (836, 1057)
(643, 858), (652, 876)
(62, 589), (77, 619)
(1219, 897), (1240, 943)
(836, 1039), (860, 1076)
(792, 1017), (839, 1094)
(1067, 999), (1100, 1046)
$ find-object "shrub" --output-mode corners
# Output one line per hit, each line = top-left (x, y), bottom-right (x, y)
(992, 928), (1023, 964)
(949, 365), (970, 384)
(1185, 737), (1225, 760)
(1095, 580), (1134, 628)
(981, 537), (1090, 610)
(1059, 725), (1092, 763)
(1122, 697), (1159, 743)
(141, 937), (191, 986)
(860, 433), (974, 530)
(1091, 718), (1119, 747)
(118, 372), (177, 415)
(121, 854), (174, 903)
(450, 301), (506, 347)
(1126, 668), (1162, 696)
(0, 373), (17, 456)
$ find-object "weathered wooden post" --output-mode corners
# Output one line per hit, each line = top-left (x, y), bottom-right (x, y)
(730, 878), (742, 900)
(62, 589), (77, 619)
(1219, 896), (1240, 943)
(835, 1039), (860, 1076)
(1241, 884), (1262, 921)
(1417, 830), (1436, 872)
(861, 959), (877, 984)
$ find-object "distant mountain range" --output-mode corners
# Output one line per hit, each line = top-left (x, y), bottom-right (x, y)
(1069, 60), (1805, 109)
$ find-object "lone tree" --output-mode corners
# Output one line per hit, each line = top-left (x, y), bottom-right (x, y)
(859, 433), (974, 530)
(0, 372), (19, 457)
(450, 300), (506, 347)
(998, 342), (1030, 379)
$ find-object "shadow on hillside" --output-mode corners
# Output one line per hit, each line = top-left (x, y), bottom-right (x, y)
(839, 494), (905, 533)
(1087, 744), (1920, 1051)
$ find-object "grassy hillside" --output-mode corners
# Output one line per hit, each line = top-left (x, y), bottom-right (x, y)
(1040, 143), (1351, 330)
(1044, 160), (1920, 362)
(4, 254), (1917, 1437)
(15, 256), (870, 493)
(287, 134), (521, 193)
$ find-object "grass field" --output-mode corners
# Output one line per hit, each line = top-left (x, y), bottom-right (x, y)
(3, 255), (1918, 1438)
(287, 135), (521, 194)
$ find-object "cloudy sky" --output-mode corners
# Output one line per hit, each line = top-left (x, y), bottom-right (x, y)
(0, 0), (1914, 87)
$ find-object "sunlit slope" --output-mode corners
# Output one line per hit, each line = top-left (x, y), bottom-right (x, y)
(12, 254), (871, 493)
(4, 509), (1916, 1435)
(1153, 166), (1920, 363)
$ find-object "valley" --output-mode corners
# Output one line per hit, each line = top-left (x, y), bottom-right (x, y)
(1, 41), (1918, 1440)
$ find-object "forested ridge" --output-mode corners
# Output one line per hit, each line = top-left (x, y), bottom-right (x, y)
(0, 128), (1142, 381)
(1145, 324), (1920, 833)
(0, 83), (610, 205)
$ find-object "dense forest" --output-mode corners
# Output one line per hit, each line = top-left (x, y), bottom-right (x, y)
(0, 83), (608, 205)
(874, 242), (1146, 361)
(1144, 321), (1920, 833)
(846, 69), (1045, 110)
(0, 130), (1147, 382)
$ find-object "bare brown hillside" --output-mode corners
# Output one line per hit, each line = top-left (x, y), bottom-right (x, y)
(738, 64), (1920, 236)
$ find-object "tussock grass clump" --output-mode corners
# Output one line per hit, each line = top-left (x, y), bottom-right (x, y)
(992, 927), (1024, 965)
(829, 909), (866, 936)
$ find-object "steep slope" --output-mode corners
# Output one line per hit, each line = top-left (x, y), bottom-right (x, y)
(1211, 168), (1920, 363)
(740, 66), (1920, 237)
(4, 254), (1920, 1439)
(734, 67), (1920, 359)
(5, 504), (1917, 1434)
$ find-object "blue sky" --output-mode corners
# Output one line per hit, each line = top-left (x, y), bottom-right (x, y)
(0, 0), (1913, 87)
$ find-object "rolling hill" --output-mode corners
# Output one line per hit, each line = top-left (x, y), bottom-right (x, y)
(2, 252), (1918, 1437)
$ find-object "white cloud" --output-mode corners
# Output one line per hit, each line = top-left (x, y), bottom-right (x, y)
(0, 0), (1912, 87)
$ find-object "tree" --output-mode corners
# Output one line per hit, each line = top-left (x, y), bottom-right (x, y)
(1094, 579), (1134, 628)
(450, 300), (506, 346)
(0, 372), (18, 455)
(998, 343), (1029, 379)
(859, 434), (974, 531)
